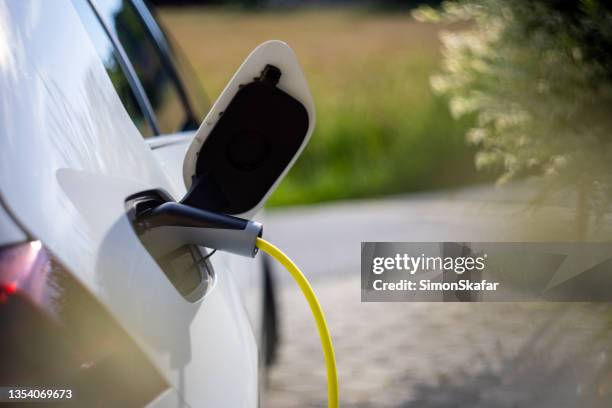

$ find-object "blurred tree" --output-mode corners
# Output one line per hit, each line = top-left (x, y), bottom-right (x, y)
(415, 0), (612, 237)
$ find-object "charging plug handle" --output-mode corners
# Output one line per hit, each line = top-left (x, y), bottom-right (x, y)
(136, 202), (262, 258)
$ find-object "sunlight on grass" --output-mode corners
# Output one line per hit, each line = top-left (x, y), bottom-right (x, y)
(160, 8), (488, 206)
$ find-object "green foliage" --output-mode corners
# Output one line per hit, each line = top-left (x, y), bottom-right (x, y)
(415, 0), (612, 221)
(268, 59), (483, 206)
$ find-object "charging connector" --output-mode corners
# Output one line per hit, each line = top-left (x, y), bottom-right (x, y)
(135, 202), (338, 407)
(136, 202), (262, 258)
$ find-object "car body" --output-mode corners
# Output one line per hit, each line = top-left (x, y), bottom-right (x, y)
(0, 0), (293, 406)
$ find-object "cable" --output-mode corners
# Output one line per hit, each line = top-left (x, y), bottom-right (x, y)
(255, 237), (338, 408)
(201, 248), (217, 261)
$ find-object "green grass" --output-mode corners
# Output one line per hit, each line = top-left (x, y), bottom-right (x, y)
(159, 8), (489, 206)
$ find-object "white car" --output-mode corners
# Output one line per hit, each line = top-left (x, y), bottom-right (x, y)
(0, 0), (314, 406)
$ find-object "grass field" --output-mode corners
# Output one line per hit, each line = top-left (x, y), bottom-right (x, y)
(159, 8), (488, 206)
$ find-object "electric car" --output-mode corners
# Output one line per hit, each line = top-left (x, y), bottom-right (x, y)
(0, 0), (314, 406)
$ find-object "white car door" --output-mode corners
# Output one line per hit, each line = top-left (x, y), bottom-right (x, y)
(0, 0), (314, 406)
(0, 1), (258, 406)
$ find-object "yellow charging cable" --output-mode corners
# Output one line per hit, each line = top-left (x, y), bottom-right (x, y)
(256, 237), (339, 408)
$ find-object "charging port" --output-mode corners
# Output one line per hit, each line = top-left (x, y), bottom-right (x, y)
(125, 190), (215, 303)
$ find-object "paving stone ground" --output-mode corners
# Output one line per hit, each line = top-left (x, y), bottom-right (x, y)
(263, 275), (612, 407)
(262, 187), (612, 407)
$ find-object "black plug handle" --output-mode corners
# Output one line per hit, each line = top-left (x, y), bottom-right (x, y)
(137, 202), (263, 258)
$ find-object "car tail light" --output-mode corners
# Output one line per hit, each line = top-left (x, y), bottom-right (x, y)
(0, 241), (168, 406)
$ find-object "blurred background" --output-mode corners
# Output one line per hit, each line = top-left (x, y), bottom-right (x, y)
(152, 0), (493, 207)
(150, 1), (612, 406)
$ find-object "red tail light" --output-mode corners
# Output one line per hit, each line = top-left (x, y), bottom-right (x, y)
(0, 241), (168, 406)
(0, 241), (53, 309)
